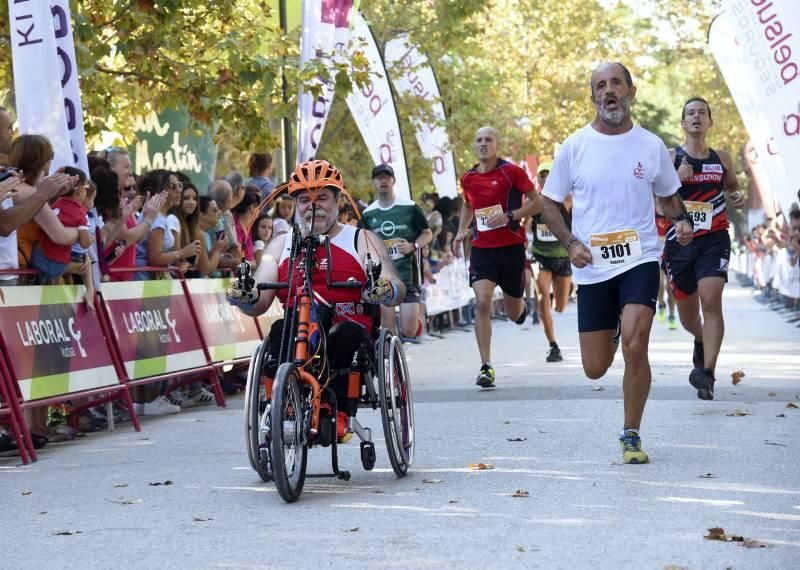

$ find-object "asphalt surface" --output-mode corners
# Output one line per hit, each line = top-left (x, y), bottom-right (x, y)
(2, 279), (798, 569)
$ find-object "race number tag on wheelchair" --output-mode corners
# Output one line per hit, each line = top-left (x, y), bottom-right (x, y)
(684, 201), (713, 231)
(589, 230), (642, 267)
(475, 204), (504, 232)
(383, 239), (405, 260)
(536, 223), (558, 242)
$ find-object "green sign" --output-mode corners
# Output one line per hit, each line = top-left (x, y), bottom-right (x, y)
(129, 108), (218, 190)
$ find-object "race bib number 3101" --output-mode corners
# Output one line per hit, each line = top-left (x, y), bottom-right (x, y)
(589, 230), (642, 267)
(684, 201), (713, 231)
(475, 204), (504, 232)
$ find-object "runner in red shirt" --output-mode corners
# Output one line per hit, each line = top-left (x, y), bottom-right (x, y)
(453, 126), (541, 388)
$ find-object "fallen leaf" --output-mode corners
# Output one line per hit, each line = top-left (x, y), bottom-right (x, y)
(698, 473), (717, 479)
(731, 370), (745, 385)
(192, 517), (213, 522)
(516, 546), (526, 552)
(730, 535), (744, 542)
(786, 402), (799, 409)
(742, 539), (770, 548)
(422, 478), (443, 484)
(776, 413), (786, 418)
(148, 480), (173, 486)
(726, 409), (751, 417)
(113, 483), (128, 488)
(373, 489), (385, 494)
(592, 386), (605, 392)
(503, 421), (511, 425)
(448, 500), (458, 504)
(343, 527), (360, 533)
(21, 491), (32, 496)
(705, 527), (729, 541)
(108, 498), (142, 505)
(469, 463), (495, 471)
(763, 440), (787, 447)
(511, 489), (530, 498)
(53, 530), (82, 536)
(506, 437), (527, 442)
(39, 511), (47, 515)
(768, 392), (777, 397)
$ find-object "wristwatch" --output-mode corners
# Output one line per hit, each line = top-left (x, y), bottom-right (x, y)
(506, 211), (514, 222)
(672, 212), (694, 229)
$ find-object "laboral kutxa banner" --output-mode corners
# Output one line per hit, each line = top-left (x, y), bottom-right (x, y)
(346, 13), (411, 199)
(0, 285), (118, 401)
(184, 278), (262, 362)
(385, 35), (458, 198)
(101, 280), (207, 379)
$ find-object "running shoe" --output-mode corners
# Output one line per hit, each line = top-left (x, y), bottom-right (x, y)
(692, 339), (704, 369)
(546, 344), (563, 362)
(619, 429), (649, 464)
(689, 367), (715, 401)
(668, 316), (677, 330)
(475, 364), (495, 388)
(655, 305), (667, 323)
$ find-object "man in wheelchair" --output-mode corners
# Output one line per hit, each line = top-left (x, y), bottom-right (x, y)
(228, 160), (406, 443)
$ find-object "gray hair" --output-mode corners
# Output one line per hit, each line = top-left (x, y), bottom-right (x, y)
(208, 179), (233, 208)
(224, 171), (244, 191)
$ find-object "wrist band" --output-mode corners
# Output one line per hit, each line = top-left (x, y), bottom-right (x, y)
(78, 226), (89, 231)
(566, 237), (579, 250)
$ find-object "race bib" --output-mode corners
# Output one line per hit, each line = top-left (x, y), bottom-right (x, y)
(684, 201), (713, 231)
(589, 230), (642, 267)
(383, 238), (405, 260)
(536, 223), (558, 242)
(475, 204), (504, 232)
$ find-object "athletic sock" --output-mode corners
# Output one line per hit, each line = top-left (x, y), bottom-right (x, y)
(550, 341), (558, 348)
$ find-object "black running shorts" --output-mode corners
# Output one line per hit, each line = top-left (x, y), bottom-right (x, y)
(577, 261), (659, 332)
(663, 231), (730, 301)
(534, 254), (573, 278)
(469, 244), (525, 298)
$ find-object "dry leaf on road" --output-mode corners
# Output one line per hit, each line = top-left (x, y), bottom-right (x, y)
(768, 392), (777, 397)
(108, 498), (142, 505)
(726, 409), (750, 417)
(506, 437), (527, 442)
(731, 370), (745, 385)
(776, 413), (786, 418)
(592, 386), (605, 391)
(21, 491), (32, 496)
(763, 440), (787, 447)
(742, 539), (770, 548)
(149, 480), (173, 486)
(705, 527), (729, 541)
(469, 463), (495, 470)
(113, 483), (128, 488)
(53, 530), (82, 536)
(698, 473), (717, 479)
(511, 489), (530, 498)
(422, 478), (443, 484)
(192, 517), (213, 522)
(786, 402), (799, 409)
(343, 527), (360, 532)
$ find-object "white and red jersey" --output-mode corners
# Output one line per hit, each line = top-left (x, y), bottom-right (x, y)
(276, 224), (373, 330)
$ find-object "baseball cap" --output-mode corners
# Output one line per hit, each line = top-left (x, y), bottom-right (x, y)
(372, 163), (395, 179)
(537, 162), (553, 174)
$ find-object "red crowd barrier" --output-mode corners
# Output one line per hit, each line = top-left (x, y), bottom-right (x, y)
(0, 267), (278, 464)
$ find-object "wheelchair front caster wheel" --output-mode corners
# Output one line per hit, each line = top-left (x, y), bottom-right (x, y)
(338, 470), (351, 481)
(360, 441), (376, 471)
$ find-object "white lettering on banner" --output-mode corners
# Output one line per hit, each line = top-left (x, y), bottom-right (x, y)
(8, 0), (72, 172)
(122, 308), (181, 343)
(134, 113), (204, 173)
(203, 302), (246, 333)
(133, 112), (171, 137)
(384, 34), (458, 198)
(16, 316), (87, 358)
(346, 14), (412, 200)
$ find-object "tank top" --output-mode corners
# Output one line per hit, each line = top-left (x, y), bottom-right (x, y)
(531, 213), (568, 258)
(0, 198), (18, 281)
(276, 224), (372, 331)
(666, 147), (728, 241)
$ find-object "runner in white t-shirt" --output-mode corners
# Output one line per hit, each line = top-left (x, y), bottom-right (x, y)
(542, 62), (694, 465)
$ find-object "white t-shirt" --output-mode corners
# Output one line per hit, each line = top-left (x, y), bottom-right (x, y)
(0, 197), (18, 281)
(543, 124), (680, 284)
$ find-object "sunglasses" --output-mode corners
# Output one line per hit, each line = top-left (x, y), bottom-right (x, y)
(166, 181), (183, 191)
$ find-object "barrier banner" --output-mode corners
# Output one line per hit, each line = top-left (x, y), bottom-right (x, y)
(184, 278), (262, 361)
(7, 0), (72, 172)
(423, 261), (474, 316)
(0, 285), (117, 401)
(346, 13), (412, 199)
(712, 3), (800, 213)
(101, 281), (206, 379)
(385, 35), (458, 198)
(296, 0), (356, 162)
(255, 299), (285, 339)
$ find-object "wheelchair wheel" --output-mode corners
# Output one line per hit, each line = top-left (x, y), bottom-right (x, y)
(377, 330), (415, 477)
(244, 339), (272, 482)
(270, 363), (309, 503)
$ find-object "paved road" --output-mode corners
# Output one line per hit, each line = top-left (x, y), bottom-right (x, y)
(2, 280), (798, 569)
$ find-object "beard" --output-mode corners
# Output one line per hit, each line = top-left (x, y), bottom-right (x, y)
(596, 95), (632, 126)
(299, 209), (335, 236)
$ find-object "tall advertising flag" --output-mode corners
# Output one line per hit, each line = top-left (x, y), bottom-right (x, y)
(715, 1), (800, 213)
(346, 13), (412, 199)
(385, 35), (457, 198)
(8, 0), (72, 172)
(296, 0), (356, 163)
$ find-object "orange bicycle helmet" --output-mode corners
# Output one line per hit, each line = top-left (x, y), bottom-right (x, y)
(287, 159), (345, 197)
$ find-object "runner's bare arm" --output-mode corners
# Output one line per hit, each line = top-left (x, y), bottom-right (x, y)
(361, 230), (406, 307)
(517, 190), (543, 220)
(541, 195), (592, 268)
(657, 193), (693, 246)
(718, 150), (744, 208)
(452, 199), (474, 257)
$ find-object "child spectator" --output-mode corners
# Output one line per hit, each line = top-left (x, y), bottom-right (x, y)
(251, 214), (273, 267)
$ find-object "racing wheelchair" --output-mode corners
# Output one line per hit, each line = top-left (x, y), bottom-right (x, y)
(241, 227), (415, 503)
